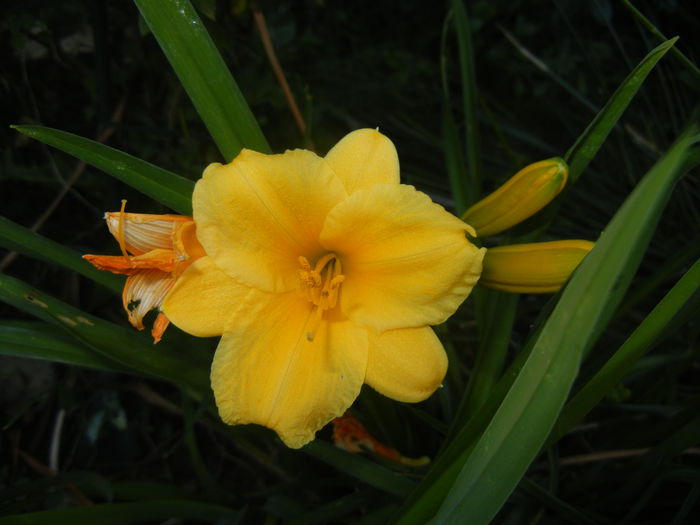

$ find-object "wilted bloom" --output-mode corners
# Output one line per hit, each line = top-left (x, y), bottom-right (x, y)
(462, 158), (568, 237)
(332, 412), (429, 466)
(480, 239), (594, 293)
(163, 129), (485, 448)
(84, 204), (205, 342)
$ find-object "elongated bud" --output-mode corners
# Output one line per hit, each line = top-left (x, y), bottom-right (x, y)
(462, 158), (568, 237)
(480, 240), (594, 293)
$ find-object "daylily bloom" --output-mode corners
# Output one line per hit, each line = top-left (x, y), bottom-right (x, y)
(480, 239), (594, 293)
(462, 158), (568, 237)
(83, 204), (205, 342)
(163, 129), (485, 448)
(332, 412), (429, 466)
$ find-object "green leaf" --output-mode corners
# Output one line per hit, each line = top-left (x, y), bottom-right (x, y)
(440, 1), (481, 214)
(0, 216), (122, 293)
(442, 103), (469, 215)
(288, 491), (373, 525)
(620, 0), (700, 83)
(451, 0), (481, 207)
(302, 440), (416, 499)
(548, 255), (700, 445)
(430, 131), (698, 524)
(134, 0), (270, 161)
(0, 321), (133, 373)
(448, 290), (518, 436)
(394, 129), (698, 524)
(564, 38), (677, 183)
(0, 500), (241, 525)
(11, 126), (194, 215)
(518, 478), (600, 525)
(0, 273), (209, 394)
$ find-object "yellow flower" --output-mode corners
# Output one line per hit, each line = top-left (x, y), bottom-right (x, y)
(163, 129), (485, 448)
(83, 204), (205, 342)
(462, 158), (568, 237)
(480, 240), (594, 293)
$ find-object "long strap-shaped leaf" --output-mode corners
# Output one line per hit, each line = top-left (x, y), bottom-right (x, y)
(0, 274), (210, 394)
(0, 321), (134, 373)
(0, 216), (122, 293)
(548, 255), (700, 445)
(134, 0), (270, 160)
(564, 37), (677, 183)
(12, 125), (194, 215)
(394, 39), (680, 523)
(302, 440), (416, 499)
(429, 130), (697, 524)
(394, 129), (698, 524)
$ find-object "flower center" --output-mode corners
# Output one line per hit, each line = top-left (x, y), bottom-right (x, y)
(297, 253), (345, 341)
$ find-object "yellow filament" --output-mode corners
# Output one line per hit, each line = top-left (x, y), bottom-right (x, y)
(117, 199), (129, 258)
(297, 254), (345, 341)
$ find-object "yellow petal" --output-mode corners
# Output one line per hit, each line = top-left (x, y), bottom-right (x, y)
(462, 158), (568, 237)
(105, 212), (192, 255)
(172, 221), (206, 278)
(324, 129), (400, 194)
(194, 149), (347, 292)
(320, 184), (485, 332)
(122, 269), (174, 330)
(211, 289), (368, 448)
(365, 326), (447, 403)
(162, 256), (252, 337)
(480, 239), (594, 293)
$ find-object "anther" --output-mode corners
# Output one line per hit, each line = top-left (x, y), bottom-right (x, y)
(297, 253), (345, 342)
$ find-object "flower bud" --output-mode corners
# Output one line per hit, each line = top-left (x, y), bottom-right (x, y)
(480, 240), (594, 293)
(462, 158), (568, 237)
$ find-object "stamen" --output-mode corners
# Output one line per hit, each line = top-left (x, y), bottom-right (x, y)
(313, 252), (337, 274)
(117, 199), (129, 258)
(297, 253), (345, 341)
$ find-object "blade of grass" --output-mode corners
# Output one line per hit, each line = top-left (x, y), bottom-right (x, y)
(11, 125), (194, 215)
(548, 255), (700, 446)
(393, 301), (555, 522)
(0, 216), (122, 293)
(620, 0), (700, 83)
(447, 290), (518, 439)
(452, 0), (481, 207)
(442, 103), (469, 214)
(302, 440), (416, 499)
(564, 38), (677, 183)
(440, 13), (469, 214)
(0, 273), (209, 394)
(134, 0), (270, 160)
(614, 402), (700, 510)
(0, 321), (134, 373)
(499, 25), (599, 114)
(0, 500), (241, 525)
(395, 40), (680, 522)
(431, 130), (697, 524)
(457, 39), (679, 424)
(615, 233), (700, 319)
(395, 129), (697, 524)
(288, 491), (374, 525)
(518, 478), (600, 525)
